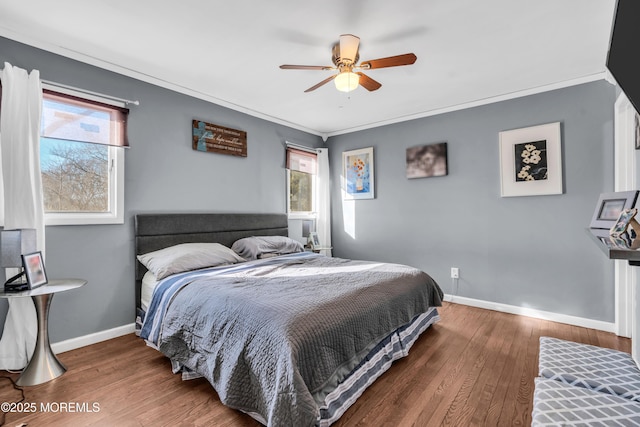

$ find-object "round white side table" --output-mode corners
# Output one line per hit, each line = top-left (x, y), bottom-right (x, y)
(0, 279), (86, 386)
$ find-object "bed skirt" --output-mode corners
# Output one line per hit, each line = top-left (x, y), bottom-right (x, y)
(138, 306), (439, 426)
(316, 307), (439, 426)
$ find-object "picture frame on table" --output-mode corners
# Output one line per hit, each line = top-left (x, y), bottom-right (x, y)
(22, 251), (47, 289)
(308, 232), (321, 250)
(342, 147), (374, 200)
(498, 122), (562, 197)
(590, 190), (639, 229)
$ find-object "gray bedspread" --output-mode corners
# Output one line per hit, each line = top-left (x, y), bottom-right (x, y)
(150, 252), (443, 426)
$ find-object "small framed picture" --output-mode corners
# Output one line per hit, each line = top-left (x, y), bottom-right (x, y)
(308, 232), (321, 249)
(590, 190), (639, 229)
(406, 142), (448, 179)
(22, 251), (47, 289)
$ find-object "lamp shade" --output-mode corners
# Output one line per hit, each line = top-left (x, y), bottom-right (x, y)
(0, 229), (37, 268)
(334, 72), (360, 92)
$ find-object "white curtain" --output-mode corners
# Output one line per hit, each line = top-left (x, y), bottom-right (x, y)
(0, 62), (44, 370)
(316, 148), (332, 257)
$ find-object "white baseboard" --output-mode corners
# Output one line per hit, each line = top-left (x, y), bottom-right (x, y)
(48, 295), (617, 354)
(51, 323), (136, 354)
(443, 294), (616, 333)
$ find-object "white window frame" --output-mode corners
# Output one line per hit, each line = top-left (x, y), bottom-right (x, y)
(44, 146), (124, 226)
(41, 84), (126, 226)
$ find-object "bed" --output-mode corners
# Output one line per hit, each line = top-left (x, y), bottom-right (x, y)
(135, 212), (443, 426)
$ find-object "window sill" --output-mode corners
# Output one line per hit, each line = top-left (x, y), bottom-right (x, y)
(287, 212), (317, 221)
(45, 213), (124, 226)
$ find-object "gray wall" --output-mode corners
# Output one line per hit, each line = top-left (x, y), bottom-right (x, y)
(0, 34), (618, 344)
(0, 37), (322, 342)
(328, 80), (616, 322)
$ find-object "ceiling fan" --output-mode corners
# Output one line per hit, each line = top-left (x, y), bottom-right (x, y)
(280, 34), (417, 93)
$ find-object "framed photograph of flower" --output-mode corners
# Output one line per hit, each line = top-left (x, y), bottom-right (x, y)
(342, 147), (374, 200)
(499, 122), (562, 197)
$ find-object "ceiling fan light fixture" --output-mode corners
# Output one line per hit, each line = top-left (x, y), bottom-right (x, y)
(280, 34), (416, 93)
(334, 72), (359, 92)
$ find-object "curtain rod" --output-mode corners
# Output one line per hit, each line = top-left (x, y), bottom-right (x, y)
(285, 141), (318, 154)
(41, 79), (140, 106)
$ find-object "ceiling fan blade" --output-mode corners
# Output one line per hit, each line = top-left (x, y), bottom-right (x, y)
(360, 53), (417, 69)
(339, 34), (360, 63)
(280, 64), (333, 70)
(356, 72), (382, 91)
(304, 75), (337, 92)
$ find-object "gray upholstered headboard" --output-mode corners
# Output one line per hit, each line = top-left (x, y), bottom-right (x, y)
(134, 212), (289, 309)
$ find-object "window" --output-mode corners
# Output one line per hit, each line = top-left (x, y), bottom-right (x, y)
(40, 89), (128, 225)
(286, 146), (317, 218)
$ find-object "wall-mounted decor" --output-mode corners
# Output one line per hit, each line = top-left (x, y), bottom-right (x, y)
(406, 142), (448, 179)
(192, 120), (247, 157)
(499, 122), (562, 197)
(590, 190), (639, 229)
(342, 147), (374, 200)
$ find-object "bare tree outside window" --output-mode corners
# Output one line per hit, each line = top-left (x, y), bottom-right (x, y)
(289, 170), (313, 212)
(41, 139), (109, 212)
(286, 146), (316, 215)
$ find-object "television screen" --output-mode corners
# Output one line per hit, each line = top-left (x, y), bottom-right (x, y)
(607, 0), (640, 115)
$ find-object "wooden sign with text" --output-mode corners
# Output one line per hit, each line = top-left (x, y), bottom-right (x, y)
(192, 120), (247, 157)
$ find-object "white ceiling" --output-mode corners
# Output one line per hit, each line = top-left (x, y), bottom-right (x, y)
(0, 0), (616, 139)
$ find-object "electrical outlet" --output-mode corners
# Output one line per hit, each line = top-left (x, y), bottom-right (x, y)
(451, 267), (459, 279)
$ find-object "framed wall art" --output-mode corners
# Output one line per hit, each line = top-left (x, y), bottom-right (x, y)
(342, 147), (374, 200)
(590, 190), (639, 229)
(192, 119), (247, 157)
(499, 122), (562, 197)
(406, 142), (448, 179)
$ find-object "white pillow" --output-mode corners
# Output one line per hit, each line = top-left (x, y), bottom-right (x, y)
(137, 242), (245, 280)
(140, 271), (159, 312)
(231, 236), (303, 260)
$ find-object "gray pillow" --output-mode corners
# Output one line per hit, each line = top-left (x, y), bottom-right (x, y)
(137, 242), (245, 280)
(231, 236), (303, 260)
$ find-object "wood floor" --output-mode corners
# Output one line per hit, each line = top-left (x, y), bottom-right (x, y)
(0, 302), (631, 427)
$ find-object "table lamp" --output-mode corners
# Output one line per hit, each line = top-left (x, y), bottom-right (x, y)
(1, 228), (37, 292)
